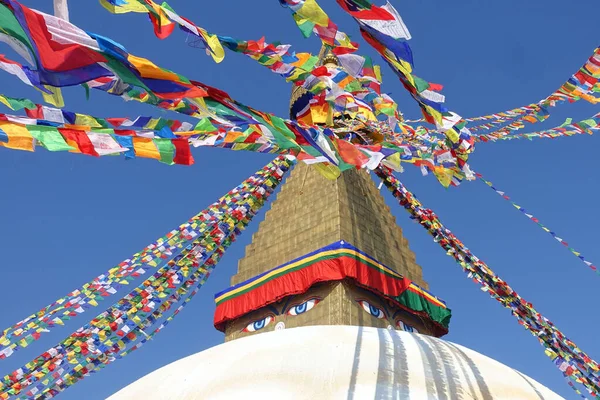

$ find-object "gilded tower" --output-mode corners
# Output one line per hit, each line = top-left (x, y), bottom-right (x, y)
(213, 48), (450, 342)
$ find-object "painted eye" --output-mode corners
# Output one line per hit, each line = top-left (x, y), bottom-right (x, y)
(242, 315), (274, 332)
(358, 300), (385, 319)
(287, 298), (320, 316)
(396, 320), (417, 333)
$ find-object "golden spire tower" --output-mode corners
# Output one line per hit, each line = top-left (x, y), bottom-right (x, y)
(214, 46), (448, 342)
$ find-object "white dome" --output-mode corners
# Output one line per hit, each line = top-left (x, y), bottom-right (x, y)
(108, 326), (563, 400)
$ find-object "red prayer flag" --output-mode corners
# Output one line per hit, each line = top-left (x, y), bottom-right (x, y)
(172, 138), (194, 165)
(58, 128), (99, 156)
(20, 5), (107, 72)
(334, 137), (369, 168)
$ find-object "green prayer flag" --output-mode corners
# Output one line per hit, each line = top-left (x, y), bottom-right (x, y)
(413, 76), (430, 93)
(0, 95), (35, 111)
(0, 4), (36, 56)
(293, 13), (315, 38)
(161, 2), (175, 12)
(27, 126), (74, 151)
(155, 138), (175, 164)
(579, 119), (597, 128)
(559, 118), (573, 128)
(194, 118), (217, 133)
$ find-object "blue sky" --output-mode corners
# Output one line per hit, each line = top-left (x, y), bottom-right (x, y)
(1, 0), (599, 398)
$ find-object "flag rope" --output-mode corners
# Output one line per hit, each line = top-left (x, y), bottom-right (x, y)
(476, 172), (598, 277)
(0, 156), (294, 399)
(375, 166), (600, 398)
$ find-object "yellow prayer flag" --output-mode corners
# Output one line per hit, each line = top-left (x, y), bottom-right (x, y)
(310, 103), (331, 125)
(374, 65), (382, 83)
(0, 121), (34, 151)
(297, 0), (330, 26)
(445, 129), (460, 144)
(100, 0), (147, 13)
(40, 85), (64, 108)
(0, 95), (13, 110)
(74, 114), (102, 128)
(198, 28), (225, 64)
(128, 55), (183, 82)
(224, 131), (244, 143)
(132, 137), (161, 160)
(433, 167), (453, 188)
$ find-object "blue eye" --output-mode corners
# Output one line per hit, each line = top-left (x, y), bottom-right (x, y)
(287, 298), (320, 316)
(358, 300), (385, 319)
(295, 303), (307, 314)
(243, 315), (274, 332)
(397, 320), (418, 333)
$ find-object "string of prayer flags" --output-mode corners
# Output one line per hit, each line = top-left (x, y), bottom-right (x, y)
(100, 0), (393, 132)
(0, 3), (359, 172)
(0, 93), (288, 162)
(100, 0), (326, 85)
(101, 0), (394, 140)
(0, 100), (441, 183)
(0, 83), (463, 187)
(0, 0), (472, 186)
(101, 0), (225, 63)
(5, 0), (593, 191)
(0, 0), (206, 103)
(278, 0), (357, 51)
(32, 158), (292, 399)
(19, 159), (291, 400)
(564, 373), (591, 400)
(374, 166), (600, 398)
(556, 46), (600, 103)
(0, 114), (195, 165)
(49, 158), (291, 399)
(0, 157), (294, 399)
(0, 94), (195, 132)
(474, 113), (599, 143)
(0, 157), (282, 357)
(99, 0), (400, 133)
(6, 228), (219, 396)
(329, 0), (475, 180)
(476, 172), (599, 276)
(466, 47), (600, 139)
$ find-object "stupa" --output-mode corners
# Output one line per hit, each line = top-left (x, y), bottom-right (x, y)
(108, 49), (564, 400)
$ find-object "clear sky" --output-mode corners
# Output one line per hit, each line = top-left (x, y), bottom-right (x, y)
(1, 0), (599, 398)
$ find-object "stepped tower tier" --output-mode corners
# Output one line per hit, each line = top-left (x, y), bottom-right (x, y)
(231, 163), (427, 288)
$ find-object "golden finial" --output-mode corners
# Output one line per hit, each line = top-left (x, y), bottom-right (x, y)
(322, 50), (339, 67)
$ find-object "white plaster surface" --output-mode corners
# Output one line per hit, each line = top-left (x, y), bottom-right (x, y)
(108, 325), (563, 400)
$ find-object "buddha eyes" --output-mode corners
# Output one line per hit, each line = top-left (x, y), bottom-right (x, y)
(355, 299), (419, 332)
(241, 298), (323, 333)
(243, 315), (274, 332)
(287, 298), (320, 316)
(397, 320), (418, 333)
(358, 300), (385, 319)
